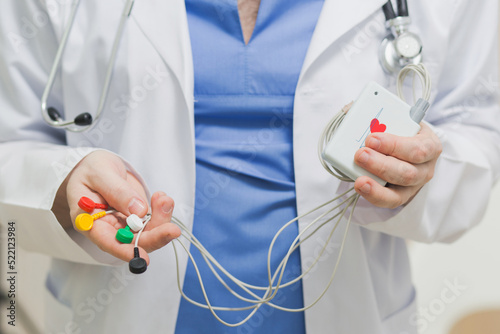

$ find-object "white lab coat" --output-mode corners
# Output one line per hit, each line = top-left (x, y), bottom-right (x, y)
(0, 0), (499, 333)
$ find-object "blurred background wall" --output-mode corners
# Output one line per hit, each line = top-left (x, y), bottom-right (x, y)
(410, 186), (500, 334)
(1, 3), (500, 334)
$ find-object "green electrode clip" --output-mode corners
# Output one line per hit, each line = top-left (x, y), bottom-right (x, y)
(116, 226), (134, 244)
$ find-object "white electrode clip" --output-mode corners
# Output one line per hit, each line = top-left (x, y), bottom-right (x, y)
(126, 214), (148, 232)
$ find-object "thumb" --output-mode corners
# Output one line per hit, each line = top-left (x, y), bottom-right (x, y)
(88, 170), (149, 217)
(67, 151), (149, 217)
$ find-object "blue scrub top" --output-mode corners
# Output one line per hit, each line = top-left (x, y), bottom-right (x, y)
(175, 0), (324, 333)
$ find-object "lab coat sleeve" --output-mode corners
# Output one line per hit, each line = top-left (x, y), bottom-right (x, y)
(0, 1), (136, 265)
(355, 0), (500, 243)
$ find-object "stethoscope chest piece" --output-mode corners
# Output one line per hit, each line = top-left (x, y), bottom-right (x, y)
(379, 2), (423, 75)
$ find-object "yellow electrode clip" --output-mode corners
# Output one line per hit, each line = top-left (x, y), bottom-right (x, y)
(75, 211), (108, 231)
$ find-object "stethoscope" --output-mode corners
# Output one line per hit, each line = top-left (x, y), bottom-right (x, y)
(41, 0), (422, 132)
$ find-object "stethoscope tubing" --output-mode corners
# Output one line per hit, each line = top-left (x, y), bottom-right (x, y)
(40, 0), (135, 132)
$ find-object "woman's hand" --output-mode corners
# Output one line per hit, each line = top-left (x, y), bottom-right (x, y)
(53, 150), (181, 264)
(353, 123), (442, 209)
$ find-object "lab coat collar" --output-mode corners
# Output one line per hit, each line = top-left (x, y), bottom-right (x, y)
(130, 0), (194, 111)
(130, 0), (387, 107)
(299, 0), (388, 81)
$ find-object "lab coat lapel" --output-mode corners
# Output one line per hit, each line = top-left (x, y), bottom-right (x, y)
(130, 0), (193, 111)
(294, 1), (389, 332)
(300, 0), (387, 80)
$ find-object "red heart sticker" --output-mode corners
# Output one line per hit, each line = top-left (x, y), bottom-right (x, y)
(370, 118), (386, 133)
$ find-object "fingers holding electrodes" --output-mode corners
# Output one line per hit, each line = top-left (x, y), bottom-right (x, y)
(86, 219), (151, 265)
(115, 192), (180, 273)
(71, 194), (150, 264)
(71, 191), (181, 274)
(137, 192), (181, 253)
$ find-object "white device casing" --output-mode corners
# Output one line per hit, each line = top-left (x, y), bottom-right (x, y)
(322, 82), (420, 186)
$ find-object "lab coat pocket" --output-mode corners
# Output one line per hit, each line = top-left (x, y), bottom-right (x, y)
(381, 287), (418, 334)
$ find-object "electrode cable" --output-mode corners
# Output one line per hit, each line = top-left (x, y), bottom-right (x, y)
(130, 63), (431, 326)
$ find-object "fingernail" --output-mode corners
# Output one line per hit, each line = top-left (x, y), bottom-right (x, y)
(367, 137), (381, 150)
(358, 151), (369, 164)
(128, 198), (146, 215)
(360, 183), (371, 194)
(162, 204), (173, 215)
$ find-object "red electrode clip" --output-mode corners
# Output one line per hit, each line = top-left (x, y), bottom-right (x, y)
(78, 196), (109, 213)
